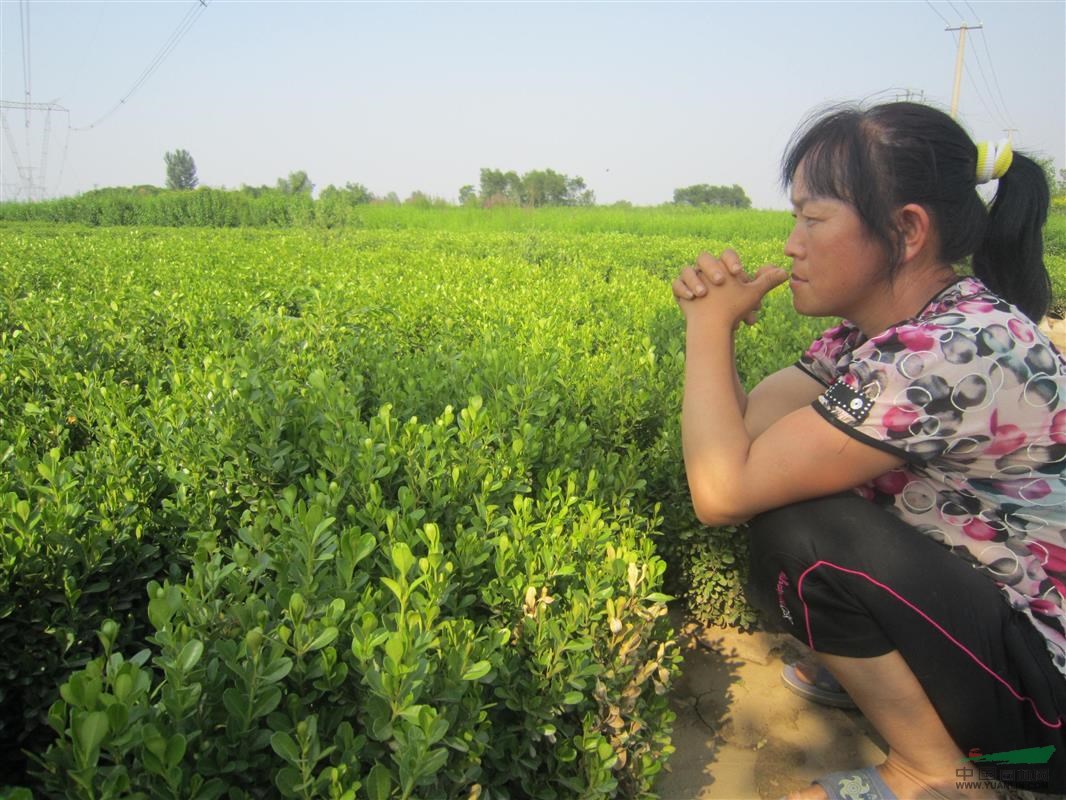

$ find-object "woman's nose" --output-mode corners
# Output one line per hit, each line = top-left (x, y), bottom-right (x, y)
(784, 224), (803, 259)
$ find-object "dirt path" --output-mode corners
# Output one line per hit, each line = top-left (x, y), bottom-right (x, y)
(654, 616), (886, 799)
(655, 617), (1062, 800)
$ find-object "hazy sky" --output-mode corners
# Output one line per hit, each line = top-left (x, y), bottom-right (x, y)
(2, 1), (1063, 209)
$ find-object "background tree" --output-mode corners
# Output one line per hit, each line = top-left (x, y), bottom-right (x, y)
(479, 168), (521, 205)
(319, 182), (373, 205)
(477, 167), (594, 207)
(458, 185), (478, 207)
(164, 149), (198, 190)
(405, 191), (452, 208)
(672, 183), (751, 208)
(277, 170), (313, 196)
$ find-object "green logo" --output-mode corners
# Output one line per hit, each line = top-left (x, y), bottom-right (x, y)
(964, 746), (1055, 765)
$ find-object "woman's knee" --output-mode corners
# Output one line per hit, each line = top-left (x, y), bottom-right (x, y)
(745, 494), (888, 622)
(747, 500), (826, 566)
(744, 503), (825, 626)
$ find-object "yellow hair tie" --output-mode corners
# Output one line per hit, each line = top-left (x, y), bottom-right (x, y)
(975, 138), (1013, 185)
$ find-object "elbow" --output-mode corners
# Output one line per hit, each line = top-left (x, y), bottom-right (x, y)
(691, 496), (750, 528)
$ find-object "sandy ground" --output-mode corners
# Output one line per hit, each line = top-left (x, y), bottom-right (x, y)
(653, 615), (888, 800)
(654, 614), (1062, 800)
(1039, 316), (1065, 353)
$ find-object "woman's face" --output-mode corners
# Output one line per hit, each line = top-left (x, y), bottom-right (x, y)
(784, 164), (892, 324)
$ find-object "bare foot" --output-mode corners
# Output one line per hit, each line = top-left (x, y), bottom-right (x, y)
(784, 761), (1000, 800)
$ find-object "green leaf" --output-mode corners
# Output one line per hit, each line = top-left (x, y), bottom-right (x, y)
(165, 733), (187, 768)
(275, 766), (302, 797)
(289, 592), (306, 621)
(148, 583), (181, 630)
(381, 577), (405, 603)
(270, 730), (300, 763)
(419, 746), (449, 778)
(106, 701), (128, 733)
(73, 710), (109, 764)
(645, 592), (675, 603)
(222, 688), (245, 721)
(365, 764), (393, 800)
(177, 640), (204, 672)
(61, 672), (101, 710)
(460, 661), (491, 681)
(253, 685), (283, 719)
(383, 632), (404, 666)
(260, 657), (294, 684)
(352, 532), (377, 565)
(305, 626), (338, 652)
(390, 542), (415, 577)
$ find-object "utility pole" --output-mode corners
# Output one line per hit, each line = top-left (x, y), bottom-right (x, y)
(946, 22), (983, 119)
(1002, 128), (1018, 144)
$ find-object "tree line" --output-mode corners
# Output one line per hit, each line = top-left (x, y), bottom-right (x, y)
(158, 148), (753, 209)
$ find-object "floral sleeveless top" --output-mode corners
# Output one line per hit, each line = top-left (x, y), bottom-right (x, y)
(797, 276), (1066, 676)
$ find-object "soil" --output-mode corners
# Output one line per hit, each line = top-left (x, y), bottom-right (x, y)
(654, 614), (1059, 800)
(653, 614), (887, 800)
(1038, 316), (1066, 352)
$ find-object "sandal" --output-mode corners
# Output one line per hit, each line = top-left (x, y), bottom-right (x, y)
(813, 767), (897, 800)
(781, 661), (857, 709)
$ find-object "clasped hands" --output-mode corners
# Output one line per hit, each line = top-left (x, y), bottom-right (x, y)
(673, 249), (789, 330)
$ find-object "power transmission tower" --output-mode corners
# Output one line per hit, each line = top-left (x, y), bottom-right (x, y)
(946, 22), (983, 119)
(0, 99), (70, 201)
(894, 89), (926, 103)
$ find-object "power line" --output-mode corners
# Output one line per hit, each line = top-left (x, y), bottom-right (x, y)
(961, 50), (1004, 129)
(965, 30), (1013, 130)
(71, 1), (210, 132)
(19, 0), (32, 183)
(19, 1), (32, 119)
(925, 1), (953, 27)
(972, 28), (1016, 131)
(952, 1), (1015, 127)
(945, 0), (967, 23)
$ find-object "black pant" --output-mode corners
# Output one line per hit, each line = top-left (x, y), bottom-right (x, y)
(746, 493), (1066, 793)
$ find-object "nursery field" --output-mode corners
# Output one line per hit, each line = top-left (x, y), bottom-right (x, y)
(1, 211), (1064, 798)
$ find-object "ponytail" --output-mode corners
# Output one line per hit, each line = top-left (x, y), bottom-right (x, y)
(972, 152), (1051, 322)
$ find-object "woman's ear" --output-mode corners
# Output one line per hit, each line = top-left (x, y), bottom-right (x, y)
(897, 203), (934, 264)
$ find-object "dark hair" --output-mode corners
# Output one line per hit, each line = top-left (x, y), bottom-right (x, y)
(781, 101), (1051, 321)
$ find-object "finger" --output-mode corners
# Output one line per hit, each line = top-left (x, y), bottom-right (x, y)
(750, 266), (790, 298)
(678, 266), (709, 296)
(695, 252), (727, 286)
(720, 248), (744, 277)
(672, 277), (696, 301)
(754, 264), (789, 282)
(743, 310), (760, 326)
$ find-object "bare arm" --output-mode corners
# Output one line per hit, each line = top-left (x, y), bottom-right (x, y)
(671, 255), (825, 438)
(678, 254), (904, 526)
(743, 365), (825, 439)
